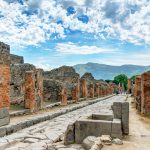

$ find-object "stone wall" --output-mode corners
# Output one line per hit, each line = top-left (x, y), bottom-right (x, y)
(43, 66), (80, 102)
(10, 63), (44, 111)
(81, 73), (95, 98)
(10, 54), (24, 64)
(43, 79), (63, 102)
(0, 42), (10, 108)
(134, 76), (141, 111)
(141, 71), (150, 114)
(132, 71), (150, 115)
(10, 64), (36, 105)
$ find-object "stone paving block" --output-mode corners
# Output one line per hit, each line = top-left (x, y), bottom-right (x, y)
(112, 102), (122, 119)
(64, 123), (75, 145)
(0, 117), (10, 127)
(111, 119), (122, 139)
(121, 102), (129, 135)
(75, 119), (112, 144)
(0, 127), (6, 137)
(92, 113), (114, 121)
(0, 108), (9, 119)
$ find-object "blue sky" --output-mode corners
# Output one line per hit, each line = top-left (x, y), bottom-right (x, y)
(0, 0), (150, 70)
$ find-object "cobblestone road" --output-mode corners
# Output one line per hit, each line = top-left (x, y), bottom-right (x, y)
(0, 95), (126, 150)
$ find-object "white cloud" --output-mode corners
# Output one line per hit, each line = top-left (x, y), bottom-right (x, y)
(56, 42), (117, 55)
(0, 0), (150, 48)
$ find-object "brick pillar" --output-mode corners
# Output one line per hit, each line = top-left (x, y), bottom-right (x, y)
(99, 85), (102, 97)
(95, 83), (100, 97)
(81, 79), (88, 98)
(25, 71), (36, 112)
(141, 71), (150, 114)
(61, 88), (68, 106)
(0, 42), (10, 108)
(89, 83), (94, 98)
(134, 76), (141, 111)
(72, 81), (80, 102)
(127, 79), (132, 94)
(35, 69), (44, 110)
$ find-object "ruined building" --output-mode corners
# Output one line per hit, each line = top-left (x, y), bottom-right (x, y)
(0, 41), (115, 114)
(131, 71), (150, 115)
(43, 66), (80, 104)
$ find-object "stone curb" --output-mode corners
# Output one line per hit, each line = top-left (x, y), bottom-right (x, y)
(10, 98), (91, 117)
(0, 95), (113, 137)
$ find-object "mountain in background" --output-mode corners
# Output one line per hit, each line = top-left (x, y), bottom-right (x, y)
(73, 63), (150, 80)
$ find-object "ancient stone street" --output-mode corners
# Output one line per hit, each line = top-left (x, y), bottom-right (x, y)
(0, 95), (126, 150)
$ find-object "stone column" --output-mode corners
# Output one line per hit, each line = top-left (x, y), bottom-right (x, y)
(0, 42), (10, 108)
(72, 81), (80, 102)
(141, 71), (150, 114)
(25, 71), (36, 112)
(134, 76), (141, 111)
(35, 69), (44, 110)
(127, 79), (132, 94)
(61, 88), (68, 106)
(89, 83), (94, 98)
(95, 83), (100, 97)
(81, 79), (88, 98)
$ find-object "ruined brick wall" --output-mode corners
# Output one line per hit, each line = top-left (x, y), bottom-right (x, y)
(10, 64), (36, 105)
(127, 79), (132, 94)
(141, 71), (150, 114)
(10, 63), (44, 111)
(95, 82), (100, 97)
(24, 71), (35, 111)
(81, 73), (95, 98)
(134, 76), (141, 111)
(43, 79), (63, 102)
(80, 78), (88, 98)
(43, 66), (80, 102)
(72, 80), (80, 102)
(10, 54), (24, 64)
(0, 42), (10, 108)
(35, 69), (44, 110)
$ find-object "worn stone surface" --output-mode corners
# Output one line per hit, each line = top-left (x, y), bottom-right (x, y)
(44, 66), (80, 101)
(111, 119), (122, 139)
(10, 64), (36, 105)
(10, 54), (24, 64)
(82, 136), (97, 150)
(112, 102), (122, 119)
(91, 113), (113, 121)
(43, 79), (63, 102)
(100, 135), (112, 145)
(112, 138), (123, 145)
(0, 96), (125, 150)
(75, 119), (112, 144)
(121, 102), (129, 135)
(64, 123), (75, 145)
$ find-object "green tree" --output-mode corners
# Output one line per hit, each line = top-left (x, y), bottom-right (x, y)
(130, 75), (138, 81)
(113, 74), (128, 91)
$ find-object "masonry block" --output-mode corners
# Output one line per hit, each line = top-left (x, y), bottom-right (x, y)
(112, 102), (122, 119)
(75, 119), (112, 144)
(0, 42), (10, 108)
(61, 88), (68, 106)
(25, 71), (36, 112)
(111, 119), (122, 139)
(122, 102), (129, 134)
(0, 108), (10, 127)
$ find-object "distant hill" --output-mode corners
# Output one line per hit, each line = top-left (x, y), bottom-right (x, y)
(73, 63), (150, 80)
